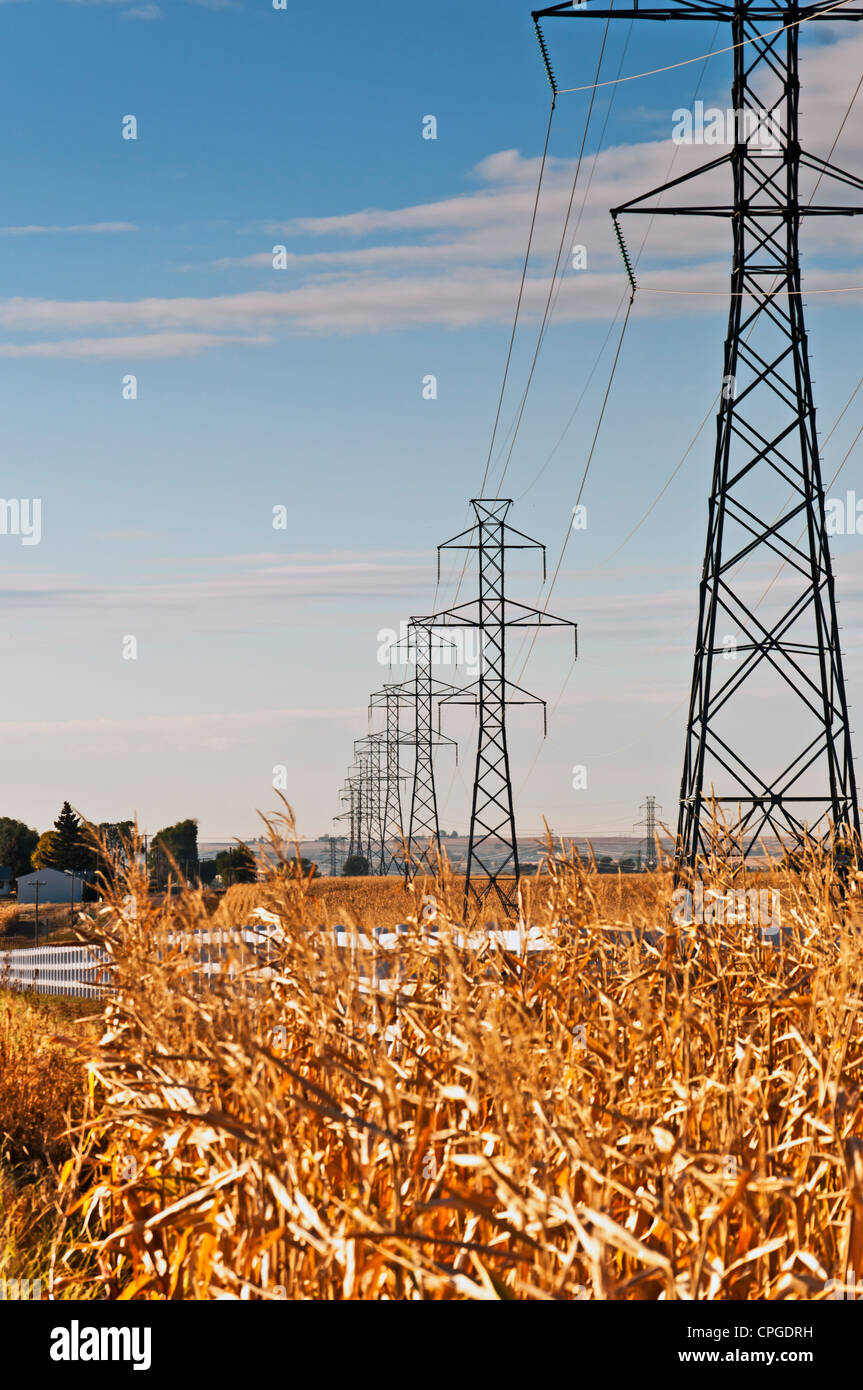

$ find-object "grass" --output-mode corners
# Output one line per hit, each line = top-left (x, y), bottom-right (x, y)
(0, 900), (83, 950)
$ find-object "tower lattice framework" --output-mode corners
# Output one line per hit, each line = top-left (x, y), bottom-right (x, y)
(536, 0), (863, 865)
(391, 618), (461, 877)
(433, 498), (577, 917)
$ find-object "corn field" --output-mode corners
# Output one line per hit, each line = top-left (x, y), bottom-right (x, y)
(29, 812), (863, 1301)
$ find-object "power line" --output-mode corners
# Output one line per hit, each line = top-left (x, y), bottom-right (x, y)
(515, 20), (721, 513)
(515, 289), (630, 500)
(438, 19), (616, 620)
(479, 95), (557, 498)
(551, 0), (856, 95)
(493, 14), (616, 497)
(547, 41), (863, 583)
(508, 290), (635, 694)
(513, 5), (863, 836)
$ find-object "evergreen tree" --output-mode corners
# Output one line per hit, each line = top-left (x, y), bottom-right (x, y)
(52, 801), (90, 873)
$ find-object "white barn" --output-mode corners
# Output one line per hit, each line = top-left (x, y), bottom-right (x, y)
(17, 868), (85, 904)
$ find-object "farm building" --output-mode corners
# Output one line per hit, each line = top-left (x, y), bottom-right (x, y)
(0, 866), (12, 897)
(16, 867), (85, 904)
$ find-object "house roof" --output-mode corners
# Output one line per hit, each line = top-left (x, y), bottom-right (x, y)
(16, 867), (80, 883)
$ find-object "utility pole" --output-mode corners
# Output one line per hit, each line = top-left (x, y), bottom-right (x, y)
(535, 0), (863, 871)
(431, 498), (577, 918)
(32, 877), (45, 949)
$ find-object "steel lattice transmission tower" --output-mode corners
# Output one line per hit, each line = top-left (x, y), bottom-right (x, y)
(369, 685), (415, 875)
(635, 795), (663, 870)
(536, 0), (863, 866)
(353, 738), (382, 872)
(405, 619), (460, 876)
(348, 771), (363, 861)
(336, 779), (357, 862)
(432, 499), (577, 917)
(386, 618), (461, 877)
(366, 733), (386, 873)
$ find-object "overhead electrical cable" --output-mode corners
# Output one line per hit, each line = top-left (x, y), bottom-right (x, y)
(554, 0), (856, 95)
(507, 24), (724, 687)
(516, 20), (720, 513)
(437, 17), (615, 625)
(534, 34), (862, 596)
(479, 94), (558, 498)
(506, 289), (634, 699)
(513, 24), (645, 500)
(510, 23), (863, 805)
(516, 288), (631, 501)
(489, 20), (631, 478)
(435, 21), (614, 832)
(439, 95), (559, 625)
(492, 12), (616, 497)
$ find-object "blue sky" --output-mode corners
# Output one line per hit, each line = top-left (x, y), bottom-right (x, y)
(0, 0), (862, 843)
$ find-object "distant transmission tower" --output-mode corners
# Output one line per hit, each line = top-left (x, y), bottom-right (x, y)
(384, 617), (461, 877)
(326, 833), (346, 876)
(432, 498), (577, 917)
(369, 685), (414, 875)
(366, 734), (386, 873)
(536, 0), (862, 868)
(335, 780), (357, 863)
(634, 796), (663, 871)
(353, 738), (382, 872)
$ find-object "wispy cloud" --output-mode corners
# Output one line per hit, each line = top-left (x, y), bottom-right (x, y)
(0, 331), (269, 358)
(0, 222), (138, 236)
(123, 3), (164, 18)
(0, 552), (436, 628)
(2, 29), (861, 356)
(0, 707), (360, 742)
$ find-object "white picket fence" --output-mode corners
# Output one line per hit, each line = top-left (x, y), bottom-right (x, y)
(0, 922), (557, 999)
(0, 917), (785, 1000)
(0, 943), (112, 998)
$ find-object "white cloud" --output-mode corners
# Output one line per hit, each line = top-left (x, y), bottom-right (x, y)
(0, 552), (435, 628)
(1, 30), (860, 355)
(0, 331), (269, 358)
(0, 222), (138, 235)
(0, 707), (360, 742)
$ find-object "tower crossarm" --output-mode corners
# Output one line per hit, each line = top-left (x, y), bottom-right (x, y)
(534, 3), (863, 20)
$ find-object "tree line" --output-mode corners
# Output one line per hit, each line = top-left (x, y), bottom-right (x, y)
(0, 806), (259, 892)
